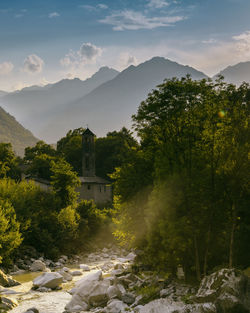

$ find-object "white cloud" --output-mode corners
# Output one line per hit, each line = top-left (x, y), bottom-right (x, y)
(233, 31), (250, 56)
(79, 4), (108, 11)
(118, 52), (138, 68)
(60, 43), (103, 69)
(23, 54), (44, 73)
(100, 10), (185, 31)
(98, 4), (108, 9)
(80, 43), (102, 60)
(0, 62), (14, 75)
(49, 12), (60, 18)
(147, 0), (170, 9)
(202, 38), (217, 44)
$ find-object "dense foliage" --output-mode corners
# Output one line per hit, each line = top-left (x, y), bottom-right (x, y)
(112, 77), (250, 280)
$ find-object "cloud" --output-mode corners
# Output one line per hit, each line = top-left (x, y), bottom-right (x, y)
(147, 0), (170, 9)
(79, 4), (108, 11)
(60, 43), (103, 68)
(23, 54), (44, 73)
(49, 12), (60, 18)
(202, 38), (217, 44)
(0, 62), (14, 75)
(118, 52), (138, 68)
(98, 4), (108, 9)
(233, 31), (250, 56)
(80, 43), (102, 60)
(100, 10), (185, 31)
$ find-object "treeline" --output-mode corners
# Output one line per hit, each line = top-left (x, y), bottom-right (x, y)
(0, 128), (137, 266)
(111, 77), (249, 280)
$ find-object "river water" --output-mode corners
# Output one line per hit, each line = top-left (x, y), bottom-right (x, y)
(5, 259), (117, 313)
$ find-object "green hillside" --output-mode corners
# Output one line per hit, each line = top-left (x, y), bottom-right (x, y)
(0, 106), (38, 156)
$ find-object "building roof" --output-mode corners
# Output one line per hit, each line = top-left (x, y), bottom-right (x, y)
(83, 128), (95, 136)
(79, 176), (111, 184)
(26, 176), (51, 185)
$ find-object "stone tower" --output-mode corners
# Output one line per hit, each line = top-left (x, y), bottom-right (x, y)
(82, 128), (95, 177)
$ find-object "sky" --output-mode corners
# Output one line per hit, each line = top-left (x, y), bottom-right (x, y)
(1, 0), (250, 91)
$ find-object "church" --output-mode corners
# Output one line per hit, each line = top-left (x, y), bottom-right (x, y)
(77, 128), (112, 204)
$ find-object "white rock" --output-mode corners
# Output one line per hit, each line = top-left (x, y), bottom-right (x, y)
(88, 280), (110, 307)
(58, 269), (73, 281)
(30, 260), (46, 272)
(106, 299), (128, 313)
(33, 272), (63, 289)
(71, 271), (83, 276)
(108, 285), (122, 300)
(79, 264), (90, 271)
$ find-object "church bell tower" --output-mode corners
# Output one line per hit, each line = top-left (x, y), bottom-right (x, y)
(82, 128), (95, 177)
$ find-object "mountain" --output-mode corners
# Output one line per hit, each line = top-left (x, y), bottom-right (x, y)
(0, 106), (38, 156)
(0, 91), (8, 98)
(0, 67), (119, 138)
(1, 57), (207, 143)
(214, 61), (250, 85)
(38, 57), (208, 142)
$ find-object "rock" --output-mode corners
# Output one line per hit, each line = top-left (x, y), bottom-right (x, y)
(106, 299), (128, 313)
(30, 260), (46, 272)
(79, 264), (90, 271)
(88, 280), (110, 307)
(0, 269), (20, 287)
(0, 296), (18, 311)
(37, 286), (52, 292)
(126, 252), (136, 261)
(24, 307), (39, 313)
(65, 271), (103, 311)
(107, 285), (122, 300)
(194, 268), (250, 312)
(63, 267), (70, 272)
(114, 264), (124, 270)
(72, 303), (88, 312)
(33, 272), (63, 289)
(122, 292), (136, 304)
(58, 269), (73, 282)
(71, 271), (83, 276)
(160, 289), (169, 297)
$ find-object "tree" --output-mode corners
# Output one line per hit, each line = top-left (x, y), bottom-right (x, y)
(0, 143), (20, 180)
(0, 200), (22, 264)
(50, 159), (80, 207)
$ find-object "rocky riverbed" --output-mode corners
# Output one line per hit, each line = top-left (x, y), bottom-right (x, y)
(0, 246), (250, 313)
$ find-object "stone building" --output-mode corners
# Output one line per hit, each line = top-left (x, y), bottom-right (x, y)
(77, 128), (112, 204)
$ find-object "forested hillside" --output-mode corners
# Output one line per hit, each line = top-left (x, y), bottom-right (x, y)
(0, 106), (38, 156)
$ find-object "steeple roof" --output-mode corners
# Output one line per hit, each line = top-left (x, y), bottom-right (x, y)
(83, 128), (95, 136)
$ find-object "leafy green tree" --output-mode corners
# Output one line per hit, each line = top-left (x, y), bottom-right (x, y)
(0, 143), (20, 179)
(24, 140), (57, 162)
(0, 199), (22, 264)
(57, 128), (85, 174)
(95, 127), (138, 179)
(51, 159), (80, 207)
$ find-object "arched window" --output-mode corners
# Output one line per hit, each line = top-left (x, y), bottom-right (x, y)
(85, 156), (89, 170)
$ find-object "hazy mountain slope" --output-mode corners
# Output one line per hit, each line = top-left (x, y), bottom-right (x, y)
(0, 106), (38, 156)
(40, 57), (207, 142)
(214, 61), (250, 85)
(1, 67), (119, 136)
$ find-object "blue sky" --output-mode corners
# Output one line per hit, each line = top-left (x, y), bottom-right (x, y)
(1, 0), (250, 91)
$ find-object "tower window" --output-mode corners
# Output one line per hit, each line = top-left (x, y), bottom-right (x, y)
(87, 184), (91, 190)
(99, 186), (102, 192)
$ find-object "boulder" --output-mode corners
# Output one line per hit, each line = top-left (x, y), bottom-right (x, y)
(0, 269), (20, 287)
(106, 299), (128, 313)
(58, 269), (73, 282)
(30, 260), (46, 272)
(33, 272), (63, 289)
(23, 308), (39, 313)
(195, 268), (250, 312)
(0, 296), (18, 311)
(107, 285), (122, 300)
(71, 271), (83, 276)
(122, 292), (136, 304)
(65, 271), (103, 311)
(88, 280), (110, 307)
(79, 264), (90, 271)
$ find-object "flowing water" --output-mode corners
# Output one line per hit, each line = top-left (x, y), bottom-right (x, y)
(3, 260), (115, 313)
